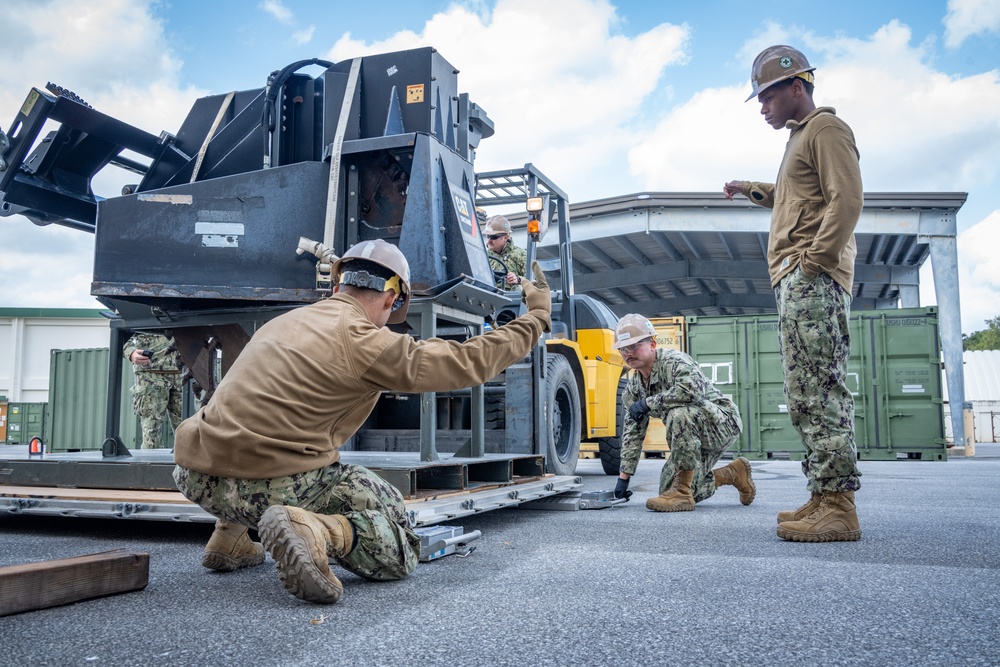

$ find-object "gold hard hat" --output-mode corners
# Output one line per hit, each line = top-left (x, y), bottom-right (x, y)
(746, 45), (815, 102)
(612, 314), (657, 350)
(331, 239), (412, 324)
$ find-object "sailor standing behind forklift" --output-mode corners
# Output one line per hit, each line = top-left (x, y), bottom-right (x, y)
(172, 239), (553, 605)
(123, 333), (183, 449)
(484, 214), (527, 291)
(611, 314), (755, 511)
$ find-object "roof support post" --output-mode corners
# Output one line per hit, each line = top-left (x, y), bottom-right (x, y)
(925, 233), (966, 449)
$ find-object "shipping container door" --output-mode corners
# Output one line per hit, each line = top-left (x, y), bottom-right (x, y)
(864, 308), (946, 460)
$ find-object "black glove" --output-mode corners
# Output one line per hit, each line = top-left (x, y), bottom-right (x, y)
(628, 397), (650, 421)
(614, 477), (632, 500)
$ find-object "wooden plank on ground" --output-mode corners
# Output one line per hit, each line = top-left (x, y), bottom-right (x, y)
(0, 550), (150, 617)
(0, 485), (194, 504)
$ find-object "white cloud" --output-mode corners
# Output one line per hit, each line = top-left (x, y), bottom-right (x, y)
(630, 20), (1000, 193)
(322, 0), (689, 193)
(956, 210), (1000, 330)
(944, 0), (1000, 48)
(293, 25), (315, 45)
(0, 0), (206, 309)
(259, 0), (294, 25)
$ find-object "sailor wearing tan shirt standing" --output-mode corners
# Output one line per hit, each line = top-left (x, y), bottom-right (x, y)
(724, 45), (864, 542)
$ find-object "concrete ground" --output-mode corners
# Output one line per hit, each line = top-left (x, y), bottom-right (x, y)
(2, 445), (998, 667)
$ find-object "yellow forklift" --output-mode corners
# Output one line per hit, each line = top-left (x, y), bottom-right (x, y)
(475, 165), (628, 476)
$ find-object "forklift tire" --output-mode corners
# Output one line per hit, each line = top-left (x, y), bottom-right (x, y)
(596, 373), (628, 475)
(543, 355), (581, 475)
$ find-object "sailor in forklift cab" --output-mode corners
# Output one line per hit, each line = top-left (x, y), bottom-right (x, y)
(611, 314), (756, 512)
(484, 214), (527, 292)
(173, 239), (553, 604)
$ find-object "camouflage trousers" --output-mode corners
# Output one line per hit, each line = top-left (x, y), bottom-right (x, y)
(132, 373), (182, 449)
(657, 401), (743, 501)
(776, 266), (862, 493)
(173, 462), (418, 581)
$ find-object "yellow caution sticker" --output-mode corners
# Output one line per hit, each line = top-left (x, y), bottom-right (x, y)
(406, 84), (424, 104)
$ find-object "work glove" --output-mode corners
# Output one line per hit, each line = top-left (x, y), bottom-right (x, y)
(520, 260), (552, 332)
(628, 397), (650, 421)
(614, 477), (632, 500)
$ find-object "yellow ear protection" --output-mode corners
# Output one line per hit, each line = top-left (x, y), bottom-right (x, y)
(340, 270), (407, 311)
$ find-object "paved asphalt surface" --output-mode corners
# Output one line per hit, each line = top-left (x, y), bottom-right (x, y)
(2, 445), (998, 667)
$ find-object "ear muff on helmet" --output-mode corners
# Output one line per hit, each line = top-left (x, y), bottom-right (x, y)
(339, 269), (407, 311)
(331, 239), (412, 324)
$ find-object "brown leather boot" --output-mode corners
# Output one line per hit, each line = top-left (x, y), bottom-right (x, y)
(646, 469), (696, 512)
(258, 506), (355, 603)
(712, 457), (756, 505)
(201, 520), (265, 572)
(776, 491), (861, 542)
(777, 493), (821, 524)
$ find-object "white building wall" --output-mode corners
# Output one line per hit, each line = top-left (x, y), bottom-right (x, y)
(942, 350), (1000, 444)
(0, 310), (110, 403)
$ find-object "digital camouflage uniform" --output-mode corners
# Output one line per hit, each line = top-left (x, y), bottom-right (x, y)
(487, 241), (527, 292)
(776, 266), (860, 493)
(174, 462), (417, 580)
(621, 348), (743, 500)
(123, 333), (182, 449)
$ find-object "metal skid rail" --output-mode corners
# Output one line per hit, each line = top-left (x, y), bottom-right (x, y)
(1, 476), (583, 528)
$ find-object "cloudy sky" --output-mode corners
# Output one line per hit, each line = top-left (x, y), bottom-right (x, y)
(0, 0), (998, 333)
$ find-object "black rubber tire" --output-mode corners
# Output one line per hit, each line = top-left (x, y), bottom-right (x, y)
(596, 373), (628, 476)
(543, 355), (582, 475)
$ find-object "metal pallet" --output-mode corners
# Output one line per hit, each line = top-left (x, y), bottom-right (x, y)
(0, 475), (583, 527)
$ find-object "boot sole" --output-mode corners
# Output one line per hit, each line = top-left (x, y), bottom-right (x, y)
(259, 507), (344, 604)
(201, 549), (265, 572)
(735, 458), (756, 506)
(776, 526), (862, 542)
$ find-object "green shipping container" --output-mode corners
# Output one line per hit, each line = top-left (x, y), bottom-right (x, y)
(686, 307), (945, 461)
(44, 348), (174, 452)
(5, 402), (47, 445)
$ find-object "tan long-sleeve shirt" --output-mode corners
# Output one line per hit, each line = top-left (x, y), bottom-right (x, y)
(742, 107), (863, 292)
(174, 293), (547, 478)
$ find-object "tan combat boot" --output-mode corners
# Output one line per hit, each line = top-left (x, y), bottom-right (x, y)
(777, 493), (821, 524)
(201, 520), (266, 572)
(712, 457), (756, 505)
(776, 491), (861, 542)
(258, 506), (355, 604)
(646, 469), (696, 512)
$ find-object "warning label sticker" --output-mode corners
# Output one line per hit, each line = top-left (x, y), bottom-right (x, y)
(407, 84), (424, 104)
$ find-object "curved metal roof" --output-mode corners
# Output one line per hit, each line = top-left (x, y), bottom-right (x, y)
(521, 191), (966, 318)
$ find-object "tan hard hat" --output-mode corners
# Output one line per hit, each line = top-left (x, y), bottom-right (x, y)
(612, 314), (657, 350)
(484, 215), (511, 236)
(746, 45), (815, 102)
(331, 239), (412, 324)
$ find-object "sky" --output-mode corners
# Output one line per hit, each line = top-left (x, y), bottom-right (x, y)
(0, 0), (998, 334)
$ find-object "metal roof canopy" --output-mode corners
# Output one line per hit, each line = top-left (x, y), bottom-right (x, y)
(504, 189), (969, 451)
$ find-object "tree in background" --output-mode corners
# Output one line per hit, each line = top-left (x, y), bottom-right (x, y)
(963, 316), (1000, 351)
